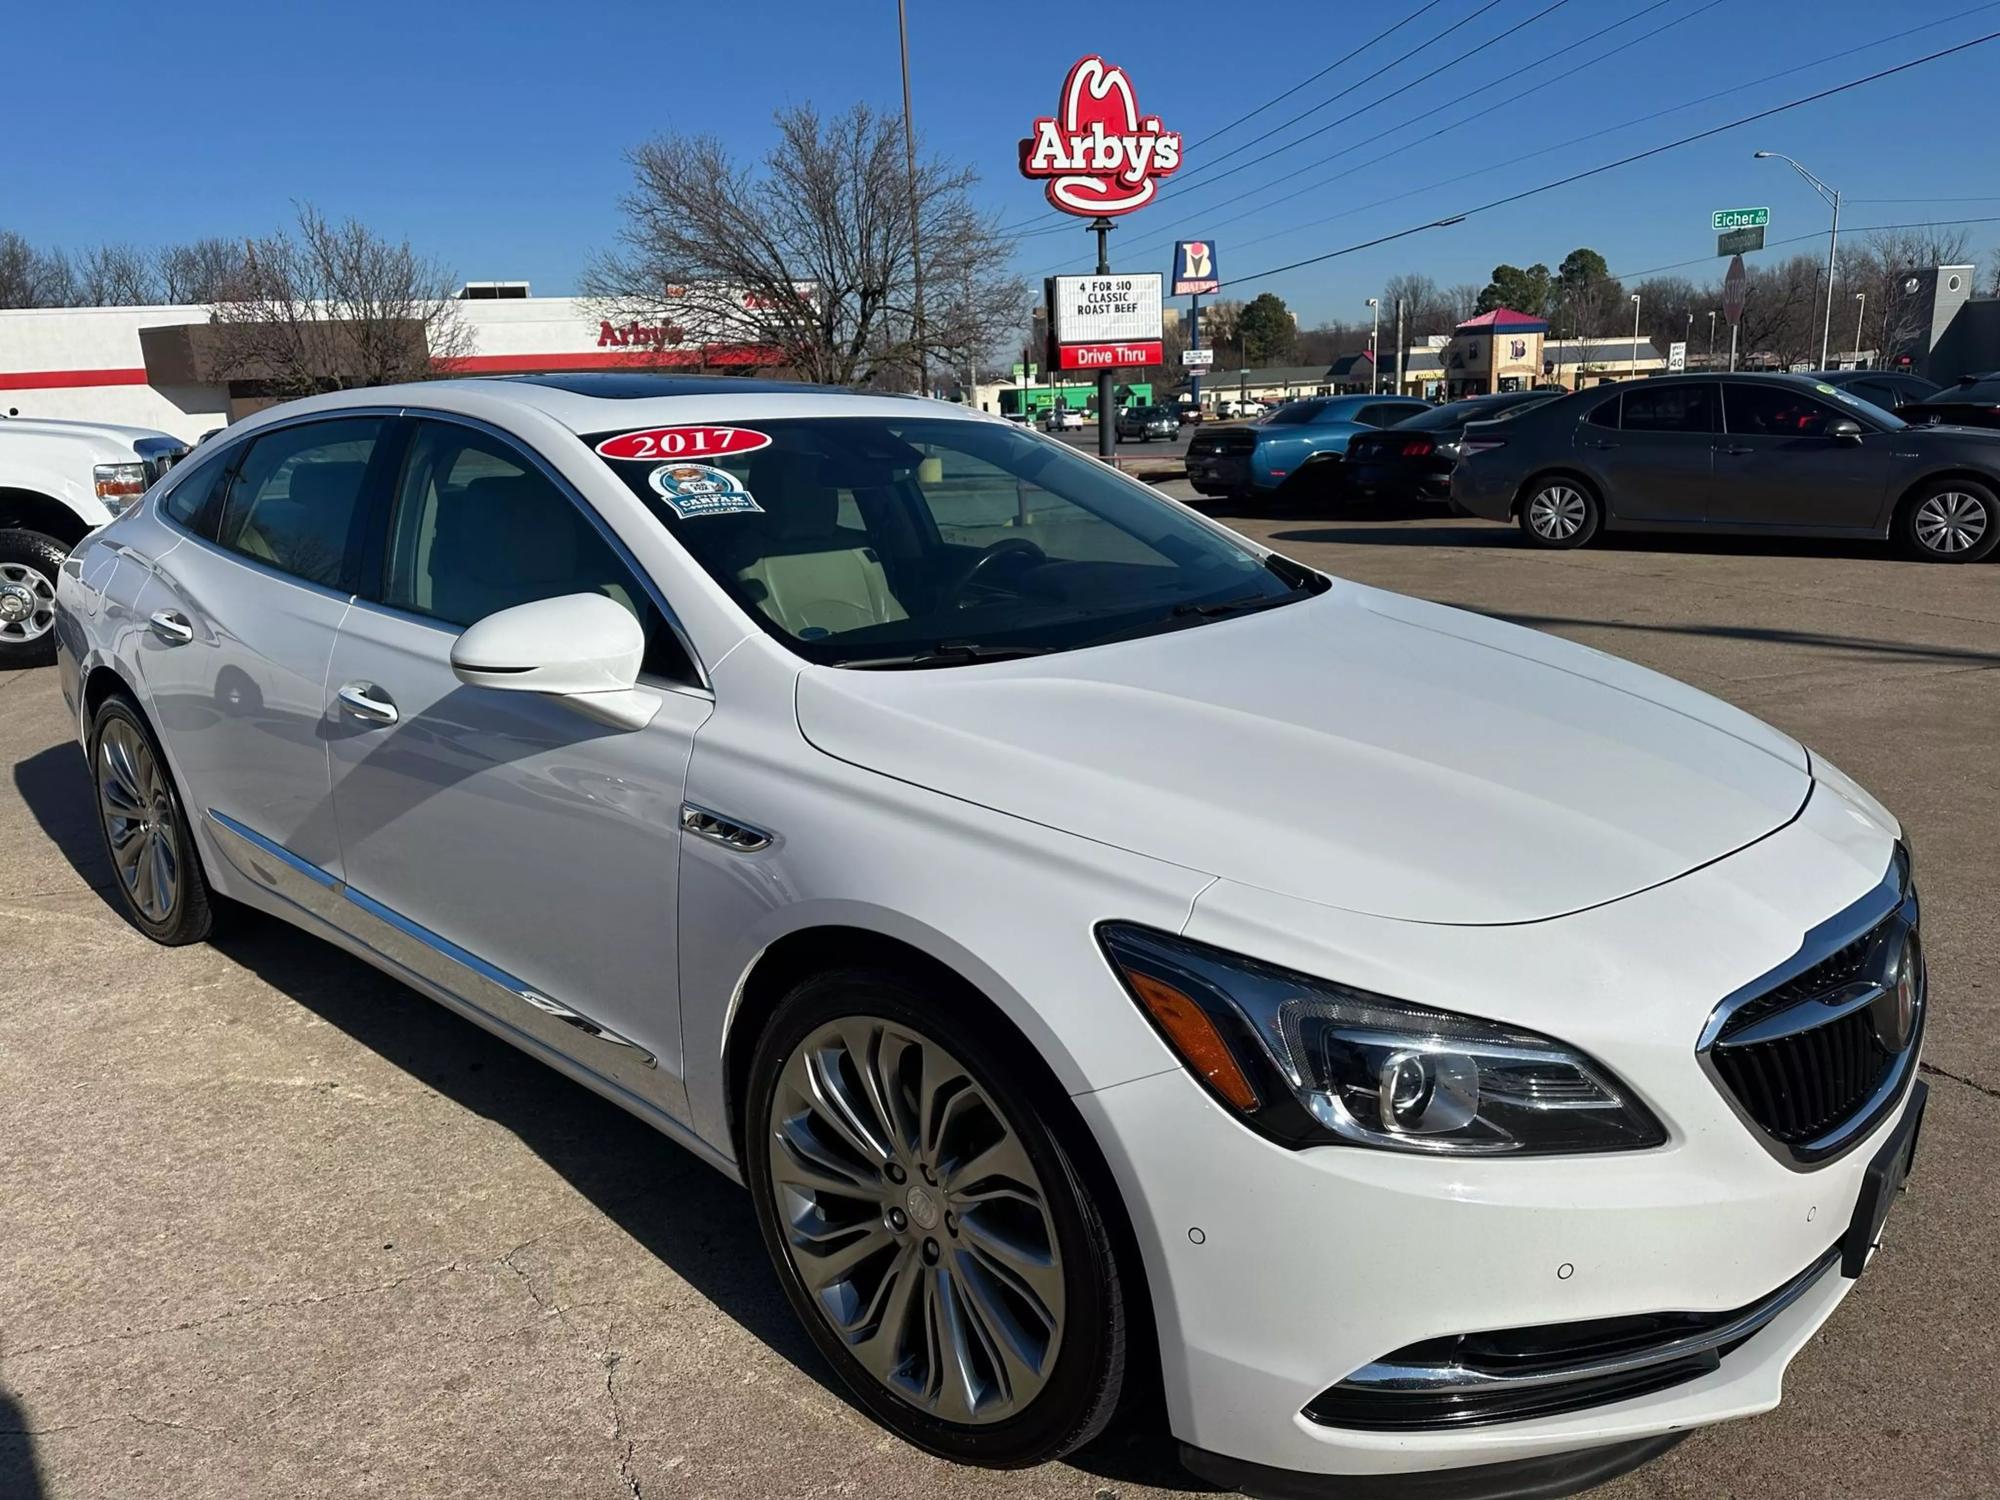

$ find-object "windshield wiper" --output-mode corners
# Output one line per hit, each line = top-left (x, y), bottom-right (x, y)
(836, 641), (1059, 670)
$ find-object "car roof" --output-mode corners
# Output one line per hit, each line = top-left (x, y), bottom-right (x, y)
(212, 374), (1000, 442)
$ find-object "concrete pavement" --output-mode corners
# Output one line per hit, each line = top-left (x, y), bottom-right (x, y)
(2, 506), (1995, 1498)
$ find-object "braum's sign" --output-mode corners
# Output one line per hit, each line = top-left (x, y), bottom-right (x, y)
(1019, 57), (1181, 216)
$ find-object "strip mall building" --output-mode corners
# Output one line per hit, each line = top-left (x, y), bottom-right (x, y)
(0, 286), (782, 443)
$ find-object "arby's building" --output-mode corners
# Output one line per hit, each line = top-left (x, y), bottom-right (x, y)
(0, 283), (786, 443)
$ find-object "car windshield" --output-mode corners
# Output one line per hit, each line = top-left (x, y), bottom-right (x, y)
(1394, 397), (1545, 431)
(1259, 401), (1325, 425)
(588, 415), (1319, 667)
(1810, 380), (1906, 429)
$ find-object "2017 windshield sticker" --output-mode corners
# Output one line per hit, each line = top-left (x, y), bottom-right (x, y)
(648, 463), (764, 519)
(598, 426), (772, 461)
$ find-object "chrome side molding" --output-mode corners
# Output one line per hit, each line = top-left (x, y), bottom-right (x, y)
(205, 809), (659, 1074)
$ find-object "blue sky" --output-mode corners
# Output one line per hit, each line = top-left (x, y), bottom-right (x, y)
(8, 0), (1999, 325)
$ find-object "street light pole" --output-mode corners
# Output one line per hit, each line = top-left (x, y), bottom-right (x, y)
(1853, 291), (1866, 364)
(1630, 293), (1642, 374)
(1395, 297), (1406, 397)
(897, 0), (927, 397)
(1685, 310), (1693, 368)
(1754, 149), (1840, 370)
(1708, 310), (1717, 370)
(1366, 298), (1380, 393)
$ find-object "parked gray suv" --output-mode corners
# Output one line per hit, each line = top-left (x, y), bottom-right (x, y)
(1452, 373), (1998, 562)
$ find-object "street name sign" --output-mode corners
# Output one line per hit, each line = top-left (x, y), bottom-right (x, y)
(1718, 225), (1766, 257)
(1712, 207), (1769, 231)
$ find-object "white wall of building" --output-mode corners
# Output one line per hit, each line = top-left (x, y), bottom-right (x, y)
(0, 305), (224, 440)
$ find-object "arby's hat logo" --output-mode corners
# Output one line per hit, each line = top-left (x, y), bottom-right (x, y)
(1019, 56), (1181, 217)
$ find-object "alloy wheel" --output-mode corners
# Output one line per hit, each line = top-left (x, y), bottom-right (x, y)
(97, 718), (179, 924)
(1527, 485), (1589, 541)
(1913, 491), (1989, 555)
(765, 1017), (1065, 1426)
(0, 561), (56, 646)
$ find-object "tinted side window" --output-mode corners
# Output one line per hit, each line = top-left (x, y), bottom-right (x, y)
(1847, 379), (1900, 411)
(1358, 402), (1422, 427)
(161, 448), (236, 537)
(216, 418), (383, 588)
(1724, 385), (1846, 437)
(1584, 395), (1621, 428)
(1621, 383), (1719, 433)
(381, 421), (693, 682)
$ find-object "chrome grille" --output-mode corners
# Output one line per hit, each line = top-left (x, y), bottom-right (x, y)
(1698, 850), (1922, 1167)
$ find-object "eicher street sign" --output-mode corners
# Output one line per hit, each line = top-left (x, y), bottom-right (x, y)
(1172, 240), (1219, 296)
(1047, 273), (1165, 369)
(1712, 206), (1769, 231)
(1020, 57), (1181, 216)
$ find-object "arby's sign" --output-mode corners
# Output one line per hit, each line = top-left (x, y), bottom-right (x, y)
(1019, 57), (1181, 217)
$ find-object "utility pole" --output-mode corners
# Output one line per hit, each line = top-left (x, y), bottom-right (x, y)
(1394, 297), (1406, 397)
(897, 0), (927, 397)
(1366, 298), (1380, 393)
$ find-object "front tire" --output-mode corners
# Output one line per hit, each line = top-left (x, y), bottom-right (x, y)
(89, 695), (217, 945)
(0, 528), (68, 668)
(1898, 480), (1997, 562)
(744, 968), (1127, 1468)
(1518, 477), (1603, 549)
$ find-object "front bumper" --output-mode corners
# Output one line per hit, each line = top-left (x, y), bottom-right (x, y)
(1076, 784), (1921, 1488)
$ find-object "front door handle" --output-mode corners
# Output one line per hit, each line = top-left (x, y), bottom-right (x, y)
(336, 682), (399, 725)
(148, 610), (193, 645)
(1712, 444), (1753, 456)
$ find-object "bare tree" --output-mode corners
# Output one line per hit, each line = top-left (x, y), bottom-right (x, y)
(75, 243), (162, 305)
(159, 237), (251, 303)
(0, 231), (78, 307)
(1445, 283), (1482, 325)
(1382, 272), (1457, 339)
(207, 205), (471, 397)
(584, 103), (1023, 388)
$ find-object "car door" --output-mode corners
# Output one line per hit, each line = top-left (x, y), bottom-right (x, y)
(322, 414), (711, 1121)
(138, 414), (393, 910)
(1714, 384), (1894, 529)
(1588, 381), (1719, 524)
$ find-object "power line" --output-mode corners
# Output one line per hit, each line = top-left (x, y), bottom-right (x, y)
(1201, 0), (1998, 272)
(1222, 29), (2000, 289)
(1187, 0), (1449, 151)
(1038, 0), (1709, 274)
(1000, 0), (1526, 240)
(1848, 194), (2000, 204)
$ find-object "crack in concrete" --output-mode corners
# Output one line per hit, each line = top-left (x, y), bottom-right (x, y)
(4, 1263), (458, 1359)
(1921, 1059), (2000, 1102)
(604, 1338), (643, 1500)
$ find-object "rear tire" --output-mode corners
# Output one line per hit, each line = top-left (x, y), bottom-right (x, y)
(89, 695), (217, 945)
(744, 967), (1128, 1468)
(0, 528), (68, 668)
(1518, 477), (1603, 549)
(1897, 480), (1997, 562)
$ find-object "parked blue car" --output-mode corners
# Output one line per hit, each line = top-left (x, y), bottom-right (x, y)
(1185, 394), (1431, 500)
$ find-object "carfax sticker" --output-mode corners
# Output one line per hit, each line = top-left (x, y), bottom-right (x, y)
(648, 463), (764, 519)
(597, 426), (772, 461)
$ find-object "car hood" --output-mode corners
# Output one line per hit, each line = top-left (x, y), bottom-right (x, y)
(794, 582), (1809, 926)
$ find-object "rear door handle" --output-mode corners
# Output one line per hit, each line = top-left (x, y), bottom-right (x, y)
(1580, 439), (1619, 450)
(148, 610), (193, 645)
(336, 682), (399, 726)
(1713, 444), (1753, 456)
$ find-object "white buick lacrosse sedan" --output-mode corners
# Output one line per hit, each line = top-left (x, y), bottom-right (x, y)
(54, 375), (1926, 1498)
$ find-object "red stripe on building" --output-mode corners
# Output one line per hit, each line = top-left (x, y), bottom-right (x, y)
(0, 367), (150, 391)
(435, 348), (784, 373)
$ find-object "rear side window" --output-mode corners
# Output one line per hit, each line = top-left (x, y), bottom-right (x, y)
(1357, 402), (1420, 427)
(378, 420), (694, 682)
(1621, 383), (1719, 433)
(216, 418), (384, 588)
(1584, 395), (1621, 428)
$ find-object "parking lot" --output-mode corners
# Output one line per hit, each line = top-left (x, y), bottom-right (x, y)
(3, 504), (1996, 1500)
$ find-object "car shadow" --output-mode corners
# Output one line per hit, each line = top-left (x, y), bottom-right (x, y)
(0, 1389), (49, 1500)
(8, 742), (1207, 1493)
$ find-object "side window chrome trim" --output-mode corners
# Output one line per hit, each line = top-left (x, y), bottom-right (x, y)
(392, 406), (711, 693)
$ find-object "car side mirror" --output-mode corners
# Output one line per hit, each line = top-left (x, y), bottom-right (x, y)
(1827, 418), (1864, 444)
(450, 592), (658, 731)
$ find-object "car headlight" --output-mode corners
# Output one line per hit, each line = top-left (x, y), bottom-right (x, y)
(93, 462), (150, 515)
(1099, 924), (1666, 1156)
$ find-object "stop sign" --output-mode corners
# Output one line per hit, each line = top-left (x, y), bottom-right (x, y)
(1723, 254), (1747, 325)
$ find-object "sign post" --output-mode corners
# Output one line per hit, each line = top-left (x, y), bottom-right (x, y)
(1722, 254), (1747, 372)
(1021, 57), (1182, 460)
(1173, 240), (1218, 414)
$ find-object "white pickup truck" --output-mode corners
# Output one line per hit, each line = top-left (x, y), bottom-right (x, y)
(0, 414), (189, 666)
